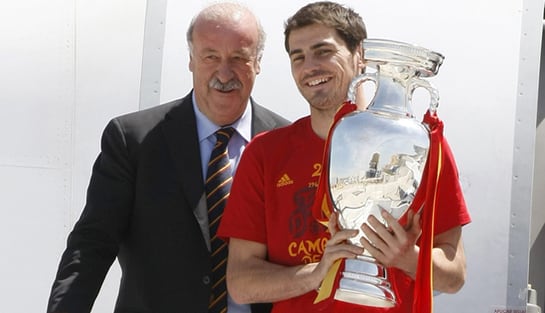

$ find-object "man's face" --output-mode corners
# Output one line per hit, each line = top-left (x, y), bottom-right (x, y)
(189, 15), (261, 126)
(288, 24), (362, 114)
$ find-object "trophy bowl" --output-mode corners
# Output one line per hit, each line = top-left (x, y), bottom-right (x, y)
(327, 38), (444, 307)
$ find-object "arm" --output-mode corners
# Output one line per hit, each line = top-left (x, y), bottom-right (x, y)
(226, 213), (364, 304)
(226, 238), (319, 304)
(361, 210), (466, 293)
(47, 119), (134, 313)
(429, 226), (466, 293)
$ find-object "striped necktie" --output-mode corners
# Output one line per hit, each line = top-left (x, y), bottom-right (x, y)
(206, 127), (235, 313)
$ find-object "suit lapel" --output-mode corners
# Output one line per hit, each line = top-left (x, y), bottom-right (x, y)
(161, 94), (204, 215)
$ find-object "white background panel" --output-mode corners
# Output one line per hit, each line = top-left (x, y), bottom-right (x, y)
(0, 0), (542, 312)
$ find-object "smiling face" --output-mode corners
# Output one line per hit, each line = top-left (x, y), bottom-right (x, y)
(188, 9), (261, 126)
(288, 23), (363, 115)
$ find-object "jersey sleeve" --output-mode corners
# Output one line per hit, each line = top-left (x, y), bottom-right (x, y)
(434, 137), (471, 235)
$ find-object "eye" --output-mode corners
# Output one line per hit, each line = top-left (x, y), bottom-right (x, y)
(203, 54), (219, 63)
(290, 54), (304, 64)
(316, 48), (333, 57)
(233, 55), (251, 63)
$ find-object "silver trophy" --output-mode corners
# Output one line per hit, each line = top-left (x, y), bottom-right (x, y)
(328, 38), (444, 307)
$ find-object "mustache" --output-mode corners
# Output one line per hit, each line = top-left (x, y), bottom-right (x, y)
(209, 78), (242, 92)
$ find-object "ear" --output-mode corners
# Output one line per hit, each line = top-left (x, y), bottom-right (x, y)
(356, 43), (365, 73)
(188, 54), (194, 72)
(255, 59), (261, 75)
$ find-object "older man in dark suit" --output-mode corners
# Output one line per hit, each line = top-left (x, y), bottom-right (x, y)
(47, 3), (289, 313)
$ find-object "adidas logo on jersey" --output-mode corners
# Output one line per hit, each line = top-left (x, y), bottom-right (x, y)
(276, 173), (294, 187)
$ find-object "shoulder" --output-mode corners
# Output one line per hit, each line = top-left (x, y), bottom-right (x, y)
(251, 99), (291, 133)
(104, 94), (193, 139)
(253, 104), (290, 124)
(116, 96), (190, 129)
(249, 116), (310, 147)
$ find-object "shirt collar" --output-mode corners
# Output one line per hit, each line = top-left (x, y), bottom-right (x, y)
(192, 92), (252, 143)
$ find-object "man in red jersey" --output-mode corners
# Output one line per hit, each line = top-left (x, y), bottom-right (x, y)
(218, 2), (471, 312)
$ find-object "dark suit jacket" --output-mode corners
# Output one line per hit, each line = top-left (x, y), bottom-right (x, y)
(47, 92), (289, 313)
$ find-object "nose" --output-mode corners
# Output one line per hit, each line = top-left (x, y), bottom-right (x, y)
(215, 60), (235, 83)
(300, 55), (320, 76)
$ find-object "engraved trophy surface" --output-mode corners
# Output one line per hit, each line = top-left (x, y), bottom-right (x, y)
(328, 38), (444, 307)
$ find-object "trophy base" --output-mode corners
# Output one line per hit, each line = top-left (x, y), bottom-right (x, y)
(334, 288), (396, 308)
(333, 257), (396, 308)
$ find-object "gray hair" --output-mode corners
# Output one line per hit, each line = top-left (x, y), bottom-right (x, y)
(186, 2), (266, 61)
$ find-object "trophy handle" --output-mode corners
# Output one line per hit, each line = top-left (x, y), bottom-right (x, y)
(347, 73), (377, 105)
(407, 77), (440, 114)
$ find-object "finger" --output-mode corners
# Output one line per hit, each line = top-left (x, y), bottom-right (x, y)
(366, 214), (397, 245)
(359, 226), (384, 258)
(325, 242), (365, 256)
(407, 210), (423, 237)
(327, 228), (360, 246)
(360, 222), (386, 251)
(403, 209), (414, 231)
(328, 212), (338, 236)
(324, 233), (365, 259)
(318, 242), (364, 277)
(366, 214), (409, 261)
(413, 209), (422, 228)
(380, 209), (406, 239)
